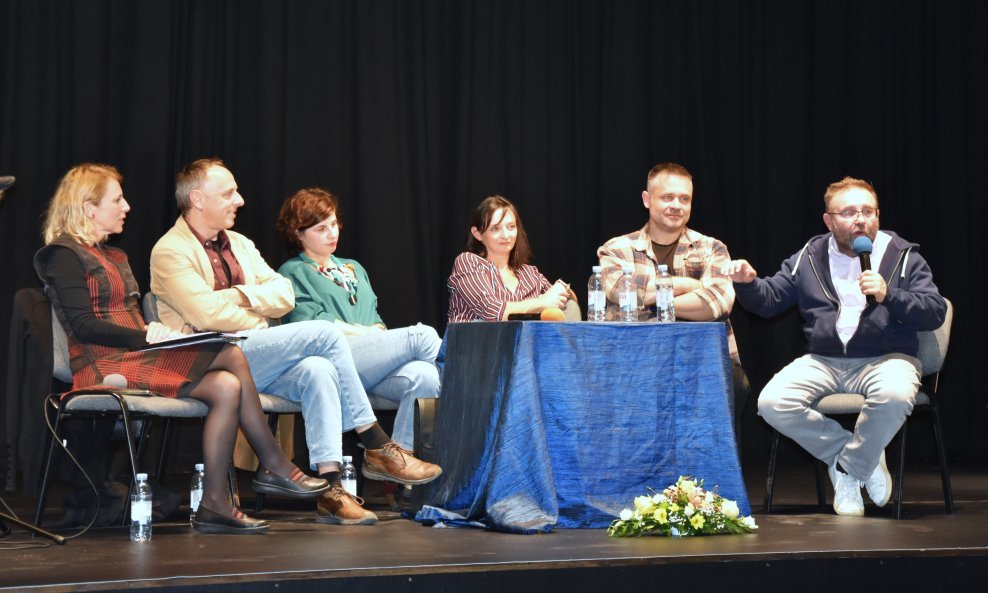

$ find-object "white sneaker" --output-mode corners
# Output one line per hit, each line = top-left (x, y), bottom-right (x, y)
(863, 451), (892, 508)
(828, 463), (864, 516)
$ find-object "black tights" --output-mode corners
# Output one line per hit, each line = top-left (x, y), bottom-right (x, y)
(181, 345), (295, 514)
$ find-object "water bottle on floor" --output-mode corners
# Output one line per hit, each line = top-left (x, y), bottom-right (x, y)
(341, 456), (358, 497)
(587, 265), (606, 321)
(130, 473), (153, 542)
(189, 463), (205, 523)
(655, 264), (676, 323)
(618, 265), (637, 322)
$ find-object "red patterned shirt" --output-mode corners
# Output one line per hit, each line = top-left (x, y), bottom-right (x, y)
(447, 252), (551, 322)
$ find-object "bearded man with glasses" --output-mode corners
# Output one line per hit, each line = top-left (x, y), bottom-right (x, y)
(725, 177), (946, 516)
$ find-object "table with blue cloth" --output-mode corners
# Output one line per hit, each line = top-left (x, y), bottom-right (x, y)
(423, 321), (749, 534)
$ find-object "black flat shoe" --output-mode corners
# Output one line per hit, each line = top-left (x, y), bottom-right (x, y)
(252, 467), (330, 499)
(192, 506), (268, 535)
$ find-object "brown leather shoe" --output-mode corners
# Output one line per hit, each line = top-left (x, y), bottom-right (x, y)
(316, 485), (378, 525)
(362, 442), (442, 486)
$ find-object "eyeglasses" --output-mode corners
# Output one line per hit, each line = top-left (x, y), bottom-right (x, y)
(827, 207), (879, 221)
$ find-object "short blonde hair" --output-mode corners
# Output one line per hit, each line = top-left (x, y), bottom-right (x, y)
(43, 164), (123, 245)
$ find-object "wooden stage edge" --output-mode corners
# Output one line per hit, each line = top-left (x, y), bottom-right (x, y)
(2, 463), (987, 593)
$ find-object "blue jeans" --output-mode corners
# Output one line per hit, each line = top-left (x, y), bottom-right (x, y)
(348, 324), (442, 449)
(236, 321), (377, 469)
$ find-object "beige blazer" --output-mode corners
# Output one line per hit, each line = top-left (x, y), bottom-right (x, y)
(150, 216), (295, 333)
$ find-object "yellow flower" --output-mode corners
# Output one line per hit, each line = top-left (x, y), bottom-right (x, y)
(653, 507), (668, 524)
(722, 500), (739, 519)
(690, 513), (705, 530)
(679, 478), (697, 498)
(634, 495), (654, 513)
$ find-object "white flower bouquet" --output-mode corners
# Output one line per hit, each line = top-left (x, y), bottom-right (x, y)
(607, 476), (757, 537)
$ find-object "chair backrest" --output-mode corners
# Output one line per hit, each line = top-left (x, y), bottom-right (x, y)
(50, 306), (73, 383)
(915, 298), (953, 376)
(142, 292), (160, 323)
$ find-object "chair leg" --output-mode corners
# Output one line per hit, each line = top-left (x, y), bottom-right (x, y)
(254, 413), (281, 513)
(34, 402), (64, 528)
(228, 465), (241, 509)
(763, 429), (781, 512)
(155, 418), (174, 481)
(930, 402), (955, 513)
(893, 423), (908, 519)
(814, 459), (828, 508)
(112, 395), (141, 527)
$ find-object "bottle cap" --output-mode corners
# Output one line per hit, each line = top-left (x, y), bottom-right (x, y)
(342, 455), (352, 463)
(195, 463), (204, 471)
(592, 265), (602, 273)
(658, 264), (668, 273)
(136, 473), (148, 481)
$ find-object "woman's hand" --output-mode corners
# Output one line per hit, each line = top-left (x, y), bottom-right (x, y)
(145, 321), (184, 344)
(541, 281), (569, 310)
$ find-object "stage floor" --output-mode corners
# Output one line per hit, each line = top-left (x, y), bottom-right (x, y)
(2, 461), (987, 593)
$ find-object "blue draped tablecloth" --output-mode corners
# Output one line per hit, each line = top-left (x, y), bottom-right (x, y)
(423, 321), (749, 533)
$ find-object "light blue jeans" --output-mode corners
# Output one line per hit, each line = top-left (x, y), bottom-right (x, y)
(757, 353), (921, 481)
(236, 321), (377, 468)
(348, 324), (442, 450)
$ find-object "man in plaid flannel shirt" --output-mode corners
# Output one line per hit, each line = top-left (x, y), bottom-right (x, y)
(596, 162), (748, 443)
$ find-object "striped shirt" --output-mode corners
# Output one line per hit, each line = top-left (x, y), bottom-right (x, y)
(447, 252), (551, 322)
(597, 225), (739, 362)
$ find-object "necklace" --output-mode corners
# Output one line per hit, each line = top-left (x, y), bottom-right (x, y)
(311, 258), (358, 305)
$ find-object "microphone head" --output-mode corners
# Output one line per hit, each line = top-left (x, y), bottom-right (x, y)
(540, 307), (565, 321)
(103, 374), (129, 388)
(0, 176), (14, 191)
(852, 236), (873, 255)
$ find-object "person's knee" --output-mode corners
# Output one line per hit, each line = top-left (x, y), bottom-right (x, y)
(401, 361), (440, 398)
(208, 370), (243, 408)
(295, 356), (339, 388)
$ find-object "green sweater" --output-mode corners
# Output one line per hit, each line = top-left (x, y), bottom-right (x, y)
(278, 253), (385, 327)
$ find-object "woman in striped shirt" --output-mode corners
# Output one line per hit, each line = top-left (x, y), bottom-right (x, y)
(447, 195), (570, 322)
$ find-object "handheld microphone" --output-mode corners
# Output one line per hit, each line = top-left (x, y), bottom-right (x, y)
(852, 236), (876, 306)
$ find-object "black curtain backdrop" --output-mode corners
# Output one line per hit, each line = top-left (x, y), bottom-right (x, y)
(2, 1), (986, 469)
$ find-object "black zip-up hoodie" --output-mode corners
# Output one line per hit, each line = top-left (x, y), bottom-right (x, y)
(735, 231), (946, 358)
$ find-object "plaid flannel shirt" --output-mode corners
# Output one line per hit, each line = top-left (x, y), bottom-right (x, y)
(596, 225), (739, 363)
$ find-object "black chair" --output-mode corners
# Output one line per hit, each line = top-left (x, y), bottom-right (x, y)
(763, 298), (954, 519)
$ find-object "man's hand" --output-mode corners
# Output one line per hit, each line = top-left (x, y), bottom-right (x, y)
(724, 260), (757, 283)
(859, 270), (887, 303)
(672, 276), (702, 296)
(217, 288), (250, 308)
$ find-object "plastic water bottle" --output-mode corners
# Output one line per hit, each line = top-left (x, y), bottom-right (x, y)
(189, 463), (205, 523)
(341, 456), (358, 497)
(130, 473), (153, 542)
(618, 265), (637, 322)
(655, 264), (676, 323)
(587, 266), (606, 321)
